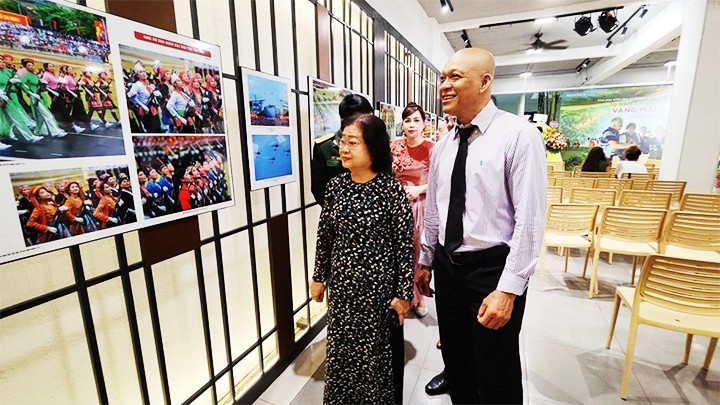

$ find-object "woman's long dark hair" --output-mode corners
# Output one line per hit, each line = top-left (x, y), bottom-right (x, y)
(343, 114), (392, 175)
(581, 146), (607, 172)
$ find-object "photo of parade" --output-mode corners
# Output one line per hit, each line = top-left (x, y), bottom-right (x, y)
(132, 135), (231, 218)
(0, 0), (125, 159)
(310, 78), (353, 142)
(120, 45), (224, 134)
(11, 165), (136, 247)
(246, 72), (289, 127)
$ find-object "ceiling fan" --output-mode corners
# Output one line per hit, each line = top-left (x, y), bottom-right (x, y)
(525, 32), (569, 54)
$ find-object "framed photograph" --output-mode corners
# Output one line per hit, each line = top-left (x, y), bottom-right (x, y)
(242, 68), (296, 190)
(119, 45), (224, 134)
(0, 0), (124, 160)
(308, 77), (370, 154)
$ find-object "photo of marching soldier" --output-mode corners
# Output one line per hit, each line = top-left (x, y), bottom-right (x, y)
(0, 0), (124, 159)
(132, 136), (231, 219)
(120, 45), (224, 134)
(11, 165), (136, 247)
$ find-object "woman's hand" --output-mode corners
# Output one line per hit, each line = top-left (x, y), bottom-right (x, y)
(310, 281), (325, 302)
(390, 298), (411, 325)
(404, 185), (426, 201)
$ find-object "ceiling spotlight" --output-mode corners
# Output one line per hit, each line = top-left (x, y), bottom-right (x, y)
(639, 6), (648, 18)
(534, 17), (557, 25)
(519, 71), (533, 78)
(620, 26), (628, 37)
(606, 40), (613, 48)
(460, 30), (471, 48)
(574, 16), (594, 36)
(581, 58), (590, 68)
(440, 0), (454, 13)
(598, 10), (618, 33)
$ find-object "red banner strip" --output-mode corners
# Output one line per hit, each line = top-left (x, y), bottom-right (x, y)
(134, 32), (212, 57)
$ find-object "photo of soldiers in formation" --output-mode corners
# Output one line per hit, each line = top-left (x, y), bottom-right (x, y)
(120, 45), (224, 134)
(132, 136), (231, 218)
(0, 0), (124, 159)
(13, 166), (136, 247)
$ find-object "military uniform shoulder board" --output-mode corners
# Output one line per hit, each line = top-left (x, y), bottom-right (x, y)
(315, 133), (335, 144)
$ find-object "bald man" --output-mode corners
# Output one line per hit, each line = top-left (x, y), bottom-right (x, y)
(416, 48), (546, 404)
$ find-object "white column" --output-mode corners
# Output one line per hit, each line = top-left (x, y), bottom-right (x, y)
(660, 0), (720, 192)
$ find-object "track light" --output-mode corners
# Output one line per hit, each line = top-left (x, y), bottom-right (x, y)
(639, 6), (648, 18)
(574, 16), (594, 36)
(581, 58), (590, 68)
(460, 30), (471, 48)
(606, 40), (613, 48)
(620, 26), (628, 37)
(440, 0), (454, 13)
(534, 17), (557, 25)
(519, 72), (532, 78)
(598, 10), (618, 33)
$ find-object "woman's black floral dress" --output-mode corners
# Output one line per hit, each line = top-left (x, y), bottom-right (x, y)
(313, 172), (414, 404)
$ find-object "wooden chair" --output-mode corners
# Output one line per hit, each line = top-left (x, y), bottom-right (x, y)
(621, 173), (657, 190)
(594, 178), (633, 193)
(660, 211), (720, 262)
(680, 193), (720, 213)
(606, 254), (720, 399)
(558, 178), (596, 200)
(572, 165), (582, 176)
(578, 171), (613, 179)
(618, 190), (672, 210)
(547, 164), (554, 172)
(547, 176), (556, 187)
(645, 180), (687, 206)
(546, 186), (563, 204)
(643, 163), (655, 169)
(548, 171), (572, 179)
(570, 187), (616, 207)
(539, 204), (599, 288)
(586, 207), (667, 298)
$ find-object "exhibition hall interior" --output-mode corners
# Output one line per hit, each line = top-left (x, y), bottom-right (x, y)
(0, 0), (717, 404)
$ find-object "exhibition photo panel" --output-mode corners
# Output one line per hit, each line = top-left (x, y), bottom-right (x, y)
(119, 45), (224, 135)
(242, 68), (296, 190)
(0, 0), (124, 160)
(132, 135), (232, 217)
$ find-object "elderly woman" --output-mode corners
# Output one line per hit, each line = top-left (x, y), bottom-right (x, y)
(310, 114), (414, 404)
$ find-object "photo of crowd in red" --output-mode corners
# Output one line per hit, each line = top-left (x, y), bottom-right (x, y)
(11, 165), (136, 247)
(120, 45), (224, 134)
(0, 0), (125, 159)
(132, 136), (231, 218)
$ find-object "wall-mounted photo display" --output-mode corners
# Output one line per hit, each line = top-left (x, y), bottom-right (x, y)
(378, 101), (401, 140)
(308, 77), (371, 154)
(132, 135), (232, 217)
(1, 164), (136, 256)
(0, 0), (124, 160)
(118, 45), (224, 134)
(242, 68), (296, 190)
(424, 112), (437, 138)
(0, 0), (234, 264)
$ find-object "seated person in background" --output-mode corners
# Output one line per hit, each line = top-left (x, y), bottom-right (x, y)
(615, 146), (647, 178)
(581, 146), (609, 172)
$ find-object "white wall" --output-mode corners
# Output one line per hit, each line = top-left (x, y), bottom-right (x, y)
(363, 0), (455, 70)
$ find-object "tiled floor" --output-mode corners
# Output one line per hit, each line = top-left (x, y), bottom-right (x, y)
(257, 251), (719, 404)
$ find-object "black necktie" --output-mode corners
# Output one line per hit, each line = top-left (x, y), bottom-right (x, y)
(444, 124), (477, 254)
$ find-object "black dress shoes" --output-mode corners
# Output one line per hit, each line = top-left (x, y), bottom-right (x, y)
(425, 369), (449, 396)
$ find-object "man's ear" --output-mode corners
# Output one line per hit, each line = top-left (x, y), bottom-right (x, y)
(480, 73), (493, 92)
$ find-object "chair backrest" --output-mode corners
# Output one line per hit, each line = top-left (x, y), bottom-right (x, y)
(547, 176), (557, 187)
(546, 203), (598, 236)
(599, 206), (667, 242)
(548, 171), (572, 178)
(570, 187), (616, 206)
(618, 190), (672, 210)
(621, 172), (657, 180)
(644, 163), (655, 169)
(558, 178), (596, 194)
(547, 164), (555, 172)
(680, 193), (720, 214)
(595, 178), (633, 192)
(573, 165), (582, 175)
(645, 180), (687, 204)
(547, 186), (563, 204)
(661, 211), (720, 252)
(578, 171), (613, 178)
(635, 255), (720, 316)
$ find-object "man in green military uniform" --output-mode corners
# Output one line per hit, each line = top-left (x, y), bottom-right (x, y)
(310, 94), (374, 204)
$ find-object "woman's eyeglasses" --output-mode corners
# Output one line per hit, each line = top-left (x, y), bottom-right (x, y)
(339, 139), (362, 150)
